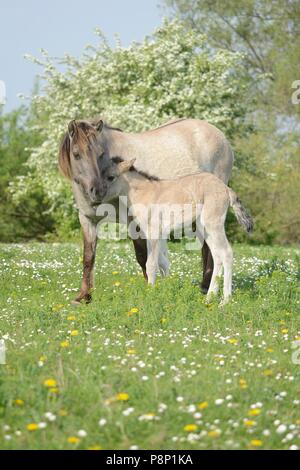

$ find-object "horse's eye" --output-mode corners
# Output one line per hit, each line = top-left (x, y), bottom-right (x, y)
(107, 176), (115, 182)
(74, 178), (80, 185)
(74, 153), (81, 160)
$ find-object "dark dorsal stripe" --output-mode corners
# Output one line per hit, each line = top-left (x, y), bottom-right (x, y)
(105, 124), (123, 132)
(111, 156), (159, 181)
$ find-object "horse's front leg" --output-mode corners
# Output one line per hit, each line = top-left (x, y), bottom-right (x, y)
(73, 213), (97, 304)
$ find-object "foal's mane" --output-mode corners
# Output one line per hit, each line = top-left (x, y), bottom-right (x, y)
(111, 156), (159, 181)
(58, 119), (123, 179)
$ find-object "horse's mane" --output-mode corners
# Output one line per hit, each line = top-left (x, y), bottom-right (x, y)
(58, 119), (123, 179)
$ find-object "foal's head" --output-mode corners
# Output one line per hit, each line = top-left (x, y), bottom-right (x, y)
(59, 119), (110, 205)
(100, 157), (136, 201)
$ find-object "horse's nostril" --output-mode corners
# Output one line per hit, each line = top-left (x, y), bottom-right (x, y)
(90, 186), (100, 200)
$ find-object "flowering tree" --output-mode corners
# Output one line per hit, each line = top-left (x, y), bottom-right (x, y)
(11, 20), (253, 226)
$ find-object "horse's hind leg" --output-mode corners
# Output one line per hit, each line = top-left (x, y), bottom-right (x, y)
(131, 237), (148, 280)
(201, 241), (214, 294)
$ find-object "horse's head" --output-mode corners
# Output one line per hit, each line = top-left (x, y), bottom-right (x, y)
(59, 119), (111, 205)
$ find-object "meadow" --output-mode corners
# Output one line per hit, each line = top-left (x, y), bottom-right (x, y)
(0, 240), (299, 450)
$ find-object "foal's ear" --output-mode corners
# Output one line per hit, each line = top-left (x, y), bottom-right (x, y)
(68, 120), (77, 138)
(95, 119), (104, 132)
(118, 158), (136, 174)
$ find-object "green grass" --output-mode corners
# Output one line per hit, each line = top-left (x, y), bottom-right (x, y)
(0, 241), (300, 450)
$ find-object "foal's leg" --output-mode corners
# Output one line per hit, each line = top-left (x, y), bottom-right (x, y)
(205, 227), (232, 304)
(204, 228), (226, 301)
(146, 240), (160, 285)
(201, 241), (214, 294)
(74, 213), (97, 304)
(158, 239), (170, 277)
(221, 242), (233, 304)
(206, 249), (222, 301)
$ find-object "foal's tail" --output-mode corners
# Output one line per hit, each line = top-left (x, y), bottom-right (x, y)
(228, 188), (254, 233)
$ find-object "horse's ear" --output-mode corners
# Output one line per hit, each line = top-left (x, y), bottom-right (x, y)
(58, 133), (72, 179)
(68, 120), (77, 138)
(95, 119), (104, 132)
(118, 158), (136, 174)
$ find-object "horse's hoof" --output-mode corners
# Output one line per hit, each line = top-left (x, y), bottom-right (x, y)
(71, 295), (92, 306)
(201, 285), (209, 295)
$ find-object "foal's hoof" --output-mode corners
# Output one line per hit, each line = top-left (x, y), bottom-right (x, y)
(219, 298), (230, 307)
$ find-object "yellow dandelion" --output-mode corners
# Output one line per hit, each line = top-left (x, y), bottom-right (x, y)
(39, 355), (47, 362)
(59, 409), (68, 416)
(244, 420), (256, 427)
(208, 430), (221, 438)
(263, 369), (273, 376)
(239, 379), (248, 389)
(128, 307), (139, 317)
(52, 303), (64, 311)
(227, 338), (238, 344)
(27, 423), (39, 431)
(67, 436), (80, 444)
(127, 349), (136, 355)
(14, 398), (24, 406)
(60, 340), (70, 348)
(112, 271), (119, 275)
(266, 348), (274, 353)
(88, 445), (102, 450)
(49, 387), (59, 394)
(248, 408), (261, 417)
(70, 330), (79, 336)
(67, 315), (76, 321)
(114, 282), (121, 287)
(144, 413), (156, 419)
(250, 439), (263, 447)
(198, 401), (209, 410)
(43, 378), (57, 388)
(295, 336), (300, 341)
(116, 393), (129, 401)
(281, 328), (288, 334)
(184, 424), (198, 432)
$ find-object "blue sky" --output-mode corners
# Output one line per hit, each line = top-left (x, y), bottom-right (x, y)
(0, 0), (163, 111)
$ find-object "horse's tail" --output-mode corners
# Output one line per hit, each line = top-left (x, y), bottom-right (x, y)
(228, 188), (253, 233)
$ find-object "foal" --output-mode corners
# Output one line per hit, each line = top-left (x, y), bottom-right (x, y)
(100, 158), (253, 304)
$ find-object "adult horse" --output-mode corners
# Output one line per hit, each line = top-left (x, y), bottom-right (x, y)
(58, 118), (233, 304)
